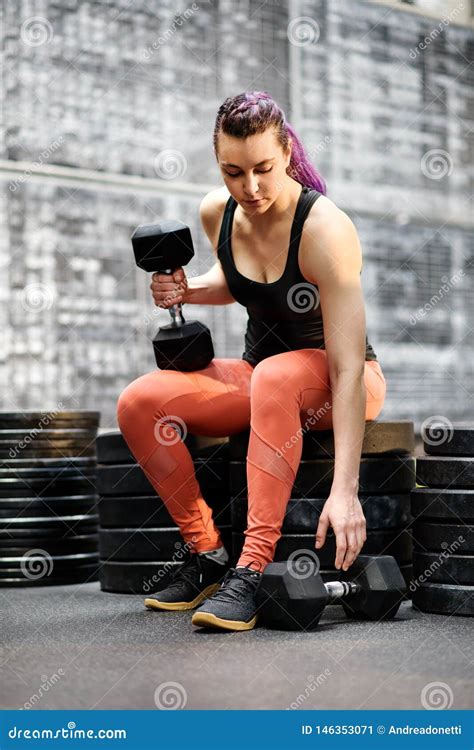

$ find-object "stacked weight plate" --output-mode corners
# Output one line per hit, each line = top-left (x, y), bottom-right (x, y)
(97, 431), (231, 594)
(230, 421), (415, 592)
(0, 411), (100, 587)
(411, 422), (474, 616)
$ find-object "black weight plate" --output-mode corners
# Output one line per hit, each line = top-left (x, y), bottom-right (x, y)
(99, 559), (182, 594)
(97, 432), (135, 464)
(0, 563), (99, 587)
(229, 421), (415, 461)
(0, 476), (97, 498)
(230, 457), (415, 498)
(4, 534), (99, 556)
(412, 522), (474, 553)
(416, 457), (474, 488)
(97, 459), (229, 498)
(0, 447), (96, 459)
(0, 514), (99, 534)
(0, 552), (99, 570)
(97, 431), (229, 465)
(412, 552), (474, 585)
(0, 467), (97, 486)
(0, 495), (98, 517)
(232, 529), (412, 568)
(0, 428), (97, 441)
(423, 423), (474, 457)
(99, 525), (232, 562)
(0, 457), (97, 470)
(98, 494), (231, 528)
(0, 531), (98, 547)
(412, 582), (474, 616)
(0, 411), (100, 429)
(0, 466), (97, 486)
(231, 494), (411, 533)
(410, 488), (474, 523)
(0, 438), (96, 450)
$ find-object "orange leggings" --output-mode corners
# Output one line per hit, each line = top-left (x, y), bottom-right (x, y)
(116, 349), (387, 571)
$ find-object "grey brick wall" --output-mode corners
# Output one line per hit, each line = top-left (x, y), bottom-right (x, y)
(1, 0), (472, 428)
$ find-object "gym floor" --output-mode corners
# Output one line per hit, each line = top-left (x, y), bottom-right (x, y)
(1, 582), (471, 710)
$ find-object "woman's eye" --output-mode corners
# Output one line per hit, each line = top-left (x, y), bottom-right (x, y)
(225, 167), (272, 177)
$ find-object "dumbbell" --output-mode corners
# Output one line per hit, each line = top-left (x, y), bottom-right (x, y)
(132, 219), (214, 371)
(255, 555), (406, 630)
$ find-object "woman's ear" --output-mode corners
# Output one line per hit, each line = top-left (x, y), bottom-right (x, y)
(285, 138), (292, 167)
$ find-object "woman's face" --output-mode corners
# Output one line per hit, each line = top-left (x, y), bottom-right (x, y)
(216, 127), (292, 213)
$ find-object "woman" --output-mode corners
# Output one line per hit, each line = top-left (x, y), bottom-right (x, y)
(117, 91), (386, 632)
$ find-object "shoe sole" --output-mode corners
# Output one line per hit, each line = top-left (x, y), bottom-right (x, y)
(191, 611), (257, 631)
(144, 583), (220, 612)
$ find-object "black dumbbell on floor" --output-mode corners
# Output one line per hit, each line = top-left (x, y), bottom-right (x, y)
(132, 219), (214, 371)
(255, 555), (406, 630)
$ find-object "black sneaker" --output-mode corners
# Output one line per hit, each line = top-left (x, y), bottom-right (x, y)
(191, 565), (262, 631)
(144, 552), (230, 612)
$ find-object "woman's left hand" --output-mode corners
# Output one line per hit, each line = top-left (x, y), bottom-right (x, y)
(315, 492), (367, 571)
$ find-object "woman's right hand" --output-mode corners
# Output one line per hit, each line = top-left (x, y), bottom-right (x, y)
(150, 268), (188, 309)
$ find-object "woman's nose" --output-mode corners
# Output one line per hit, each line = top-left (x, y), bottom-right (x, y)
(243, 175), (259, 196)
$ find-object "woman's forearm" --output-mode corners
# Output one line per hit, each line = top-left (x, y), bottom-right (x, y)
(328, 372), (367, 495)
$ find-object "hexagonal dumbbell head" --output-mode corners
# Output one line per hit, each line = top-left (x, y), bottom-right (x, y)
(131, 220), (194, 272)
(256, 560), (328, 631)
(339, 555), (406, 621)
(152, 320), (215, 372)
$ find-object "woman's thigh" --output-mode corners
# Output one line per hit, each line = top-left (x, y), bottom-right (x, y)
(117, 358), (254, 437)
(252, 348), (386, 431)
(300, 351), (386, 430)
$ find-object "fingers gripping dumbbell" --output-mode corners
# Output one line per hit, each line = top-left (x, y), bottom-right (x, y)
(131, 219), (214, 372)
(255, 555), (407, 630)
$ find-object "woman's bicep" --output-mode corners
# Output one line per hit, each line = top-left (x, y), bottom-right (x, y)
(301, 211), (366, 377)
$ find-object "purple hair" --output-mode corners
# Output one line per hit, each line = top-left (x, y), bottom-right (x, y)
(213, 91), (327, 195)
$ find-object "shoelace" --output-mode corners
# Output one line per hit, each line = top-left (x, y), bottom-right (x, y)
(209, 566), (261, 604)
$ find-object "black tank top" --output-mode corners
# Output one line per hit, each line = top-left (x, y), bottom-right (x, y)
(217, 185), (377, 366)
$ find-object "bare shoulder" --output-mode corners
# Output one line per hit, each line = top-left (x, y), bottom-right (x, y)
(199, 187), (231, 251)
(300, 194), (362, 278)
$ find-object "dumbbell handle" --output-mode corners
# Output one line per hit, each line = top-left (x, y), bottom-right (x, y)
(325, 580), (360, 603)
(162, 267), (185, 327)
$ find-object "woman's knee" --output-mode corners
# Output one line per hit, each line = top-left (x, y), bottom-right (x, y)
(251, 356), (287, 396)
(116, 372), (166, 429)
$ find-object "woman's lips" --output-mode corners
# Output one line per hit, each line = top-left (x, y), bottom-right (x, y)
(243, 198), (263, 205)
